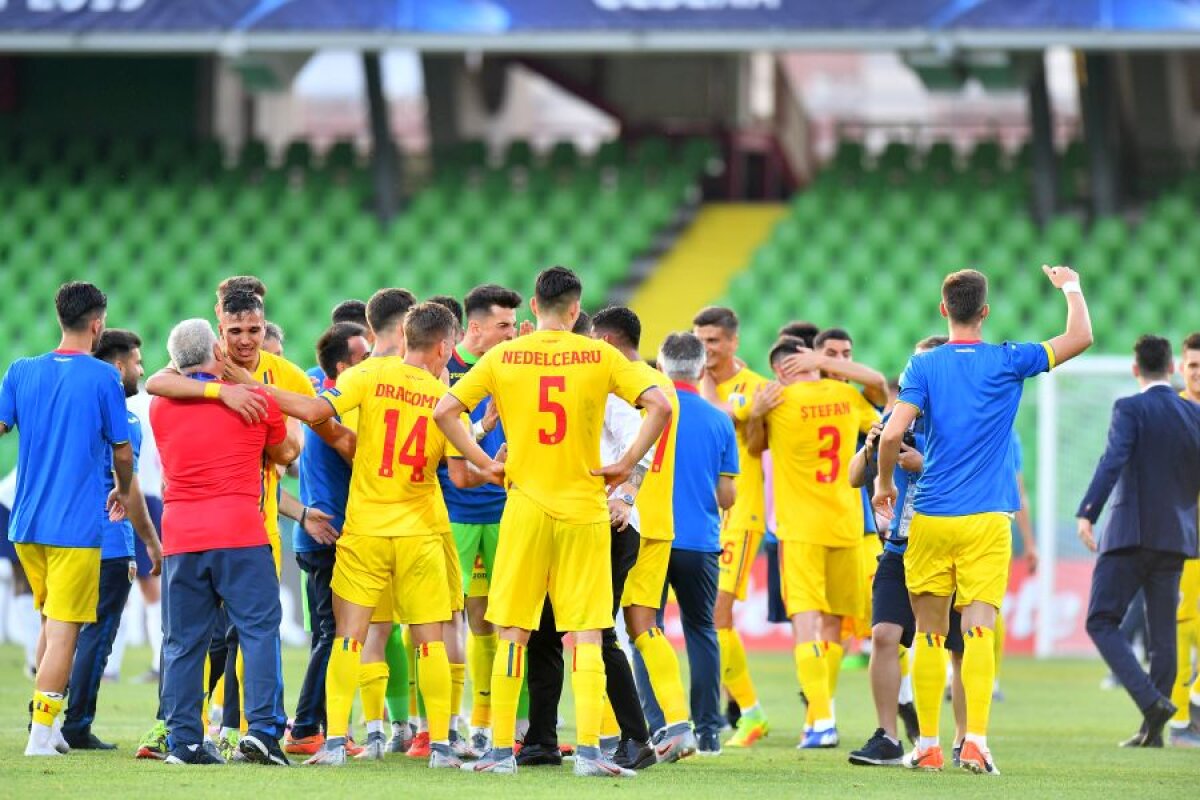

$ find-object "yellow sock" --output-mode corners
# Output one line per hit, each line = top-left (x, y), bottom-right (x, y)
(913, 632), (947, 740)
(450, 661), (465, 724)
(235, 647), (248, 734)
(572, 643), (606, 748)
(600, 696), (620, 738)
(962, 626), (996, 736)
(719, 628), (758, 709)
(1171, 619), (1196, 723)
(325, 637), (363, 739)
(633, 629), (689, 725)
(794, 642), (832, 725)
(417, 641), (452, 742)
(358, 661), (389, 723)
(490, 640), (524, 749)
(898, 644), (910, 680)
(825, 641), (845, 702)
(1191, 619), (1200, 703)
(201, 655), (212, 733)
(32, 690), (64, 727)
(405, 628), (418, 719)
(993, 614), (1006, 680)
(468, 631), (497, 728)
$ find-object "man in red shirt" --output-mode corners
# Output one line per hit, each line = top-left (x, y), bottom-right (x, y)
(150, 319), (299, 766)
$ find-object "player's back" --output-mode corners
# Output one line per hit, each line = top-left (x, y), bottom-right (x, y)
(767, 378), (878, 546)
(632, 360), (678, 540)
(716, 367), (770, 531)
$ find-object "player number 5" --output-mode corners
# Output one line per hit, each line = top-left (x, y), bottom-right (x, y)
(538, 375), (567, 445)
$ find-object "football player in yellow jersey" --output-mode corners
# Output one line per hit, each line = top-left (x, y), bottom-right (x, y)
(259, 302), (473, 769)
(746, 336), (879, 750)
(692, 306), (772, 746)
(435, 266), (671, 777)
(1170, 332), (1200, 744)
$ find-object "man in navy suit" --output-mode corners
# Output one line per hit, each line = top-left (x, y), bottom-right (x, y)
(1078, 334), (1200, 747)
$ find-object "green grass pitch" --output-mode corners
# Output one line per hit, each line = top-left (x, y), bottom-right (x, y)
(0, 645), (1194, 798)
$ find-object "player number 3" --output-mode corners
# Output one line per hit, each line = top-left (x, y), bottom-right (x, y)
(816, 425), (841, 483)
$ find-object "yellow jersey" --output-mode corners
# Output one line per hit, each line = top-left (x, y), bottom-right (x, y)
(632, 361), (678, 542)
(767, 379), (879, 547)
(717, 366), (770, 532)
(321, 357), (455, 538)
(449, 330), (656, 525)
(253, 349), (315, 536)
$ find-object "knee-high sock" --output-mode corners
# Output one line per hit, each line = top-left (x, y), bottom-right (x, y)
(416, 642), (452, 743)
(634, 629), (689, 725)
(572, 643), (606, 749)
(962, 626), (996, 737)
(992, 614), (1005, 680)
(600, 695), (620, 738)
(794, 642), (832, 727)
(384, 625), (409, 724)
(358, 661), (389, 725)
(825, 641), (845, 710)
(897, 644), (914, 704)
(719, 628), (758, 709)
(490, 640), (524, 749)
(325, 637), (362, 739)
(912, 632), (947, 741)
(449, 661), (465, 729)
(146, 600), (163, 672)
(468, 631), (497, 727)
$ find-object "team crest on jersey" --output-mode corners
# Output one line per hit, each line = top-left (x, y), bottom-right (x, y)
(728, 392), (747, 409)
(324, 387), (342, 397)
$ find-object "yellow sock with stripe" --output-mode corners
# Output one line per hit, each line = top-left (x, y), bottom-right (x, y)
(468, 631), (497, 728)
(633, 629), (689, 725)
(450, 661), (466, 728)
(358, 661), (389, 725)
(32, 690), (64, 727)
(993, 614), (1005, 680)
(490, 640), (525, 749)
(572, 643), (606, 749)
(719, 628), (759, 709)
(898, 644), (910, 679)
(1171, 619), (1198, 724)
(962, 626), (996, 739)
(416, 641), (452, 743)
(325, 637), (363, 739)
(794, 642), (832, 727)
(912, 632), (947, 743)
(600, 695), (620, 738)
(825, 641), (845, 704)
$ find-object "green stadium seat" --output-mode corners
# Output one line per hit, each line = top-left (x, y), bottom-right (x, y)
(238, 139), (269, 173)
(283, 141), (313, 172)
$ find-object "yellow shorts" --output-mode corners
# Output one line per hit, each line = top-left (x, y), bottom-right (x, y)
(441, 530), (465, 613)
(622, 537), (671, 609)
(843, 536), (883, 639)
(372, 580), (394, 625)
(1178, 558), (1200, 622)
(905, 512), (1012, 610)
(718, 528), (765, 600)
(16, 543), (100, 624)
(467, 554), (489, 599)
(332, 533), (451, 625)
(486, 490), (612, 632)
(779, 540), (863, 619)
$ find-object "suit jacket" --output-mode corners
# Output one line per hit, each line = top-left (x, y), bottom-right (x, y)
(1077, 384), (1200, 556)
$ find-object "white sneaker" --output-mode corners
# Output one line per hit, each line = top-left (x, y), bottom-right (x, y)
(654, 723), (697, 763)
(468, 727), (491, 759)
(461, 749), (517, 774)
(430, 745), (464, 769)
(25, 726), (62, 757)
(51, 716), (70, 754)
(303, 739), (347, 767)
(574, 752), (636, 778)
(354, 731), (386, 761)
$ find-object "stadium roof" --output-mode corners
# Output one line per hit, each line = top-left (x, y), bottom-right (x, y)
(3, 1), (1200, 53)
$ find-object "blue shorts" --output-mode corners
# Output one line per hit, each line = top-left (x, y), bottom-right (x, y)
(764, 538), (789, 625)
(0, 505), (16, 563)
(872, 548), (963, 653)
(134, 495), (164, 578)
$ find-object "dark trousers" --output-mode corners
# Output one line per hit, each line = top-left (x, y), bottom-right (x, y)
(1086, 547), (1184, 712)
(292, 549), (337, 738)
(162, 546), (285, 749)
(633, 548), (721, 737)
(525, 525), (647, 747)
(63, 557), (135, 738)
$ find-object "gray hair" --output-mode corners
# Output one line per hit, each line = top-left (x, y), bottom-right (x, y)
(658, 331), (705, 381)
(167, 318), (218, 371)
(265, 321), (284, 345)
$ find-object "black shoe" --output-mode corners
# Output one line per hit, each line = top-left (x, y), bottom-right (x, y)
(515, 742), (562, 767)
(1141, 698), (1176, 746)
(848, 729), (904, 766)
(725, 698), (741, 728)
(238, 733), (291, 766)
(897, 702), (919, 746)
(697, 730), (722, 757)
(165, 743), (223, 765)
(613, 739), (656, 770)
(64, 731), (117, 750)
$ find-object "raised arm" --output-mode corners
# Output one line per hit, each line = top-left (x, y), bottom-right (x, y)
(145, 366), (269, 424)
(873, 402), (919, 519)
(848, 421), (882, 489)
(1042, 265), (1094, 367)
(434, 394), (505, 483)
(256, 385), (336, 427)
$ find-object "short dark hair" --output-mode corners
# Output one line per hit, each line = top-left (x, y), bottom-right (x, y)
(692, 306), (738, 334)
(404, 302), (457, 351)
(778, 320), (820, 341)
(93, 328), (141, 363)
(942, 269), (988, 324)
(572, 310), (592, 336)
(264, 321), (284, 344)
(916, 335), (949, 351)
(1183, 332), (1200, 352)
(316, 322), (366, 378)
(1134, 334), (1172, 377)
(428, 294), (464, 327)
(534, 266), (582, 313)
(769, 335), (810, 366)
(814, 327), (853, 347)
(367, 288), (417, 335)
(56, 281), (108, 332)
(216, 275), (267, 302)
(592, 306), (642, 350)
(331, 299), (367, 327)
(220, 290), (265, 318)
(464, 284), (522, 318)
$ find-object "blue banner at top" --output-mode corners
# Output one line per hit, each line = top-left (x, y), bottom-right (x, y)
(3, 1), (1200, 33)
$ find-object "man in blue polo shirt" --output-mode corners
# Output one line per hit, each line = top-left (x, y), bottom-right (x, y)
(874, 266), (1093, 774)
(62, 330), (163, 750)
(0, 282), (143, 757)
(632, 332), (738, 756)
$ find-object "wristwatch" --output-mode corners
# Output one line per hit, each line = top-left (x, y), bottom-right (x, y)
(617, 492), (636, 506)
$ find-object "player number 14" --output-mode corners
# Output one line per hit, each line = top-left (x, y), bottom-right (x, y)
(378, 410), (429, 482)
